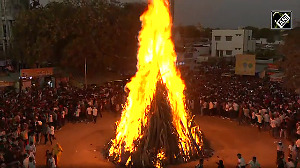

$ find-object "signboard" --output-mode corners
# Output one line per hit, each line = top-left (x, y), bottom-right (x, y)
(268, 64), (279, 70)
(270, 73), (284, 82)
(235, 54), (256, 76)
(0, 81), (14, 87)
(20, 68), (54, 77)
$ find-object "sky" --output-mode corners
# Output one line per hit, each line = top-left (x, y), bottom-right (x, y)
(40, 0), (300, 29)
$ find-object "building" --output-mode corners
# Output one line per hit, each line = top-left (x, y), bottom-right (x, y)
(0, 0), (29, 58)
(177, 44), (210, 71)
(211, 29), (256, 57)
(256, 38), (268, 45)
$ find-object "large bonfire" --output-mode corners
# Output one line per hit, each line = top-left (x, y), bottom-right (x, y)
(108, 0), (204, 167)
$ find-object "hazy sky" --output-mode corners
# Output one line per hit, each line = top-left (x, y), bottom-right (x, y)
(40, 0), (300, 28)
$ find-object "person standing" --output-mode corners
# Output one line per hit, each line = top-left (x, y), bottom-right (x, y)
(92, 107), (98, 124)
(209, 101), (214, 116)
(75, 106), (80, 122)
(277, 141), (284, 160)
(286, 158), (295, 168)
(277, 153), (286, 168)
(48, 153), (56, 168)
(43, 123), (49, 145)
(270, 117), (278, 138)
(87, 106), (92, 123)
(280, 119), (288, 139)
(48, 125), (56, 145)
(52, 143), (63, 167)
(263, 112), (270, 131)
(217, 160), (225, 168)
(28, 157), (36, 168)
(23, 154), (29, 168)
(296, 122), (300, 139)
(237, 153), (246, 168)
(255, 113), (263, 132)
(247, 156), (261, 168)
(61, 110), (65, 126)
(233, 101), (239, 118)
(195, 158), (204, 168)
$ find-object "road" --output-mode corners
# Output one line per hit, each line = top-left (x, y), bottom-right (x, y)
(36, 112), (290, 168)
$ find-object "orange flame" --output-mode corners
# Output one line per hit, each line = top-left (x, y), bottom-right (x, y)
(155, 150), (166, 168)
(109, 0), (202, 164)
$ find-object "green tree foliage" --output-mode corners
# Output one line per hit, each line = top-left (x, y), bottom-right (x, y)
(280, 28), (300, 90)
(177, 25), (211, 39)
(12, 0), (146, 74)
(244, 26), (281, 42)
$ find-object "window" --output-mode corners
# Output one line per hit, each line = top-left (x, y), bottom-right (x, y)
(235, 34), (242, 36)
(226, 36), (232, 41)
(226, 50), (232, 55)
(235, 48), (241, 50)
(215, 36), (221, 41)
(248, 36), (251, 40)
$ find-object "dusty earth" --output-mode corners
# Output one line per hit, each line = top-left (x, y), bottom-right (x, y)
(36, 112), (290, 168)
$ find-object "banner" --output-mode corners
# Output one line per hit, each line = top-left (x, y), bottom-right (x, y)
(20, 68), (54, 77)
(268, 64), (279, 70)
(235, 54), (256, 76)
(0, 81), (14, 87)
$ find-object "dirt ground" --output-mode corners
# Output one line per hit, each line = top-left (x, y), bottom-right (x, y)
(36, 112), (290, 168)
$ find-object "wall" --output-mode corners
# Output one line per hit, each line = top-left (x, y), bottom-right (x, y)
(211, 29), (245, 57)
(211, 29), (255, 57)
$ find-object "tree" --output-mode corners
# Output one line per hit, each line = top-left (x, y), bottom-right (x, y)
(244, 26), (260, 39)
(244, 26), (282, 41)
(178, 25), (201, 39)
(12, 0), (146, 74)
(280, 28), (300, 90)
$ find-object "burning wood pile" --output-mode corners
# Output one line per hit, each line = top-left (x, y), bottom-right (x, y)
(106, 0), (208, 167)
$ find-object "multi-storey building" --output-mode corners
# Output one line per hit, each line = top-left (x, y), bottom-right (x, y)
(211, 28), (256, 57)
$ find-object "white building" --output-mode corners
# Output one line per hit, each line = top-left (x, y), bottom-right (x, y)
(177, 44), (210, 71)
(256, 38), (268, 45)
(211, 29), (256, 57)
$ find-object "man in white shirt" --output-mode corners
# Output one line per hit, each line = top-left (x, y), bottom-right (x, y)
(270, 117), (278, 138)
(87, 106), (93, 122)
(237, 153), (246, 168)
(263, 113), (270, 130)
(248, 156), (261, 168)
(48, 153), (56, 168)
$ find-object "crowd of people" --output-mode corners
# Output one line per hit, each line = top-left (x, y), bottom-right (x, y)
(183, 64), (299, 168)
(0, 63), (299, 167)
(0, 80), (127, 167)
